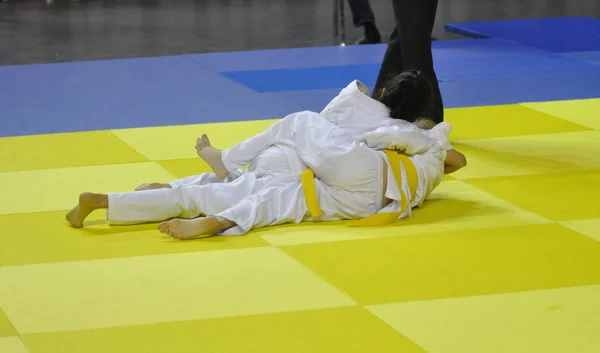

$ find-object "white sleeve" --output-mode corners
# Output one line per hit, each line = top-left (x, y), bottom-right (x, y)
(359, 122), (453, 155)
(359, 126), (439, 155)
(222, 110), (315, 172)
(423, 122), (453, 151)
(319, 95), (356, 125)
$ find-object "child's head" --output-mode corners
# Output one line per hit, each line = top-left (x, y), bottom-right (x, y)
(376, 69), (433, 123)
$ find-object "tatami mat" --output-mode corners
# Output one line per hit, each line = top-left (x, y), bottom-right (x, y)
(2, 38), (600, 353)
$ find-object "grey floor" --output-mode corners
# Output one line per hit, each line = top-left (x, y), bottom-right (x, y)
(1, 0), (599, 66)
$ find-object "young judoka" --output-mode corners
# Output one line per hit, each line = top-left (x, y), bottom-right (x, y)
(66, 71), (466, 239)
(153, 110), (461, 239)
(319, 69), (436, 141)
(66, 118), (464, 238)
(136, 69), (437, 188)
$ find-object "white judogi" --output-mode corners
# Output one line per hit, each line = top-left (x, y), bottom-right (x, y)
(361, 122), (452, 216)
(320, 79), (453, 214)
(107, 145), (303, 225)
(320, 80), (411, 140)
(107, 81), (452, 234)
(215, 105), (452, 234)
(216, 110), (385, 235)
(107, 111), (384, 234)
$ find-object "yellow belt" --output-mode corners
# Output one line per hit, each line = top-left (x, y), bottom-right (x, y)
(301, 149), (418, 227)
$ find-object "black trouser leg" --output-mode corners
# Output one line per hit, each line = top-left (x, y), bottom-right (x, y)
(347, 0), (376, 27)
(372, 0), (443, 123)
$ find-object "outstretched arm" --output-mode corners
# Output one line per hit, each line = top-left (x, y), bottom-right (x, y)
(444, 149), (467, 174)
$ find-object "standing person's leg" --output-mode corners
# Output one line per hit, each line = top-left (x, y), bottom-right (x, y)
(347, 0), (381, 44)
(373, 26), (401, 93)
(372, 0), (443, 123)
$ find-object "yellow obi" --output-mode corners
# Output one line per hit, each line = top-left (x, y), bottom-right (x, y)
(300, 149), (419, 227)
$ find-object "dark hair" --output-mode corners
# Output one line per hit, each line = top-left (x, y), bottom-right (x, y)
(377, 69), (433, 123)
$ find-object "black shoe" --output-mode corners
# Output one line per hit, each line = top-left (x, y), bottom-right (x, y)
(355, 22), (381, 45)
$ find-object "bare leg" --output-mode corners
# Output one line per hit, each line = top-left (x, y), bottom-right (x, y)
(158, 216), (235, 240)
(65, 193), (108, 228)
(195, 134), (229, 179)
(134, 183), (172, 191)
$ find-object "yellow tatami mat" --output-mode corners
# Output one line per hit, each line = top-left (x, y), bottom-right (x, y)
(22, 307), (426, 353)
(367, 285), (600, 353)
(0, 309), (17, 337)
(0, 211), (270, 267)
(523, 98), (600, 129)
(1, 99), (599, 353)
(444, 104), (590, 140)
(261, 180), (549, 246)
(561, 218), (600, 242)
(468, 170), (600, 221)
(0, 248), (355, 334)
(0, 131), (148, 173)
(281, 223), (600, 304)
(450, 131), (600, 179)
(112, 119), (279, 161)
(0, 162), (176, 215)
(0, 337), (29, 353)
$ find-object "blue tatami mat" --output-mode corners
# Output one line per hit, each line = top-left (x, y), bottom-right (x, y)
(446, 16), (600, 53)
(439, 72), (600, 108)
(269, 71), (600, 111)
(185, 38), (543, 73)
(561, 51), (600, 66)
(268, 89), (350, 113)
(223, 49), (600, 92)
(435, 52), (600, 82)
(0, 56), (300, 137)
(431, 38), (543, 60)
(183, 45), (388, 72)
(221, 64), (381, 93)
(4, 37), (600, 138)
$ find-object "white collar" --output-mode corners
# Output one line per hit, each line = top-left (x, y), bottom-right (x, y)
(345, 80), (390, 117)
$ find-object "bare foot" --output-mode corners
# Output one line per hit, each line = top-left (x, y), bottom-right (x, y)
(158, 216), (235, 240)
(195, 134), (229, 179)
(135, 183), (172, 191)
(65, 193), (107, 228)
